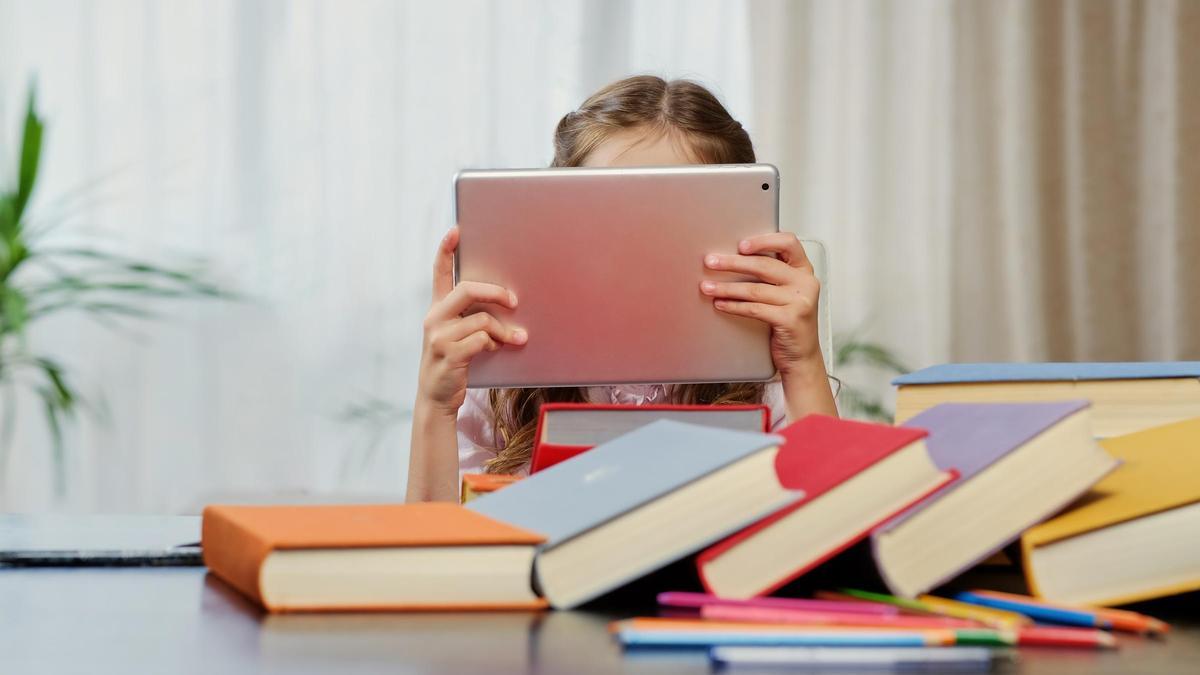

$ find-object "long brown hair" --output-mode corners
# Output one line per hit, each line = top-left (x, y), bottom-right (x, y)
(484, 76), (766, 474)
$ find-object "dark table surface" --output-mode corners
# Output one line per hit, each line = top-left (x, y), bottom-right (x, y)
(0, 565), (1197, 674)
(2, 514), (1197, 674)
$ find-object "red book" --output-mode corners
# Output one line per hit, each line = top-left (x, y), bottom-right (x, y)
(696, 415), (956, 598)
(530, 402), (770, 473)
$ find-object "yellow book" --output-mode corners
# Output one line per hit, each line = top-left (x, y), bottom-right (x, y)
(1021, 417), (1200, 606)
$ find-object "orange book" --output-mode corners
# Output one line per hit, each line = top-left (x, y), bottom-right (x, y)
(202, 503), (547, 612)
(461, 473), (521, 503)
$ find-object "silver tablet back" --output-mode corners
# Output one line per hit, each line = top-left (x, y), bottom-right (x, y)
(454, 164), (779, 388)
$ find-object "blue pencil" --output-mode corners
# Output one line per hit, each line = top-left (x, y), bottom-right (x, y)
(953, 591), (1095, 627)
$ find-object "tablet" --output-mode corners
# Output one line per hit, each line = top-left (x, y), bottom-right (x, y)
(453, 164), (780, 388)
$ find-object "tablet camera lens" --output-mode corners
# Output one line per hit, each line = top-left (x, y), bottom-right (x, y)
(761, 183), (770, 190)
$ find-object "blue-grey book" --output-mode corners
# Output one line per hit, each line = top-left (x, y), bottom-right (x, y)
(469, 419), (800, 609)
(892, 361), (1200, 439)
(893, 361), (1200, 385)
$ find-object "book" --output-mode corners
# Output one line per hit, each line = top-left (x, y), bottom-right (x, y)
(468, 419), (799, 609)
(461, 473), (521, 503)
(201, 503), (546, 612)
(870, 401), (1119, 598)
(1022, 417), (1200, 606)
(893, 361), (1200, 437)
(695, 416), (954, 598)
(531, 402), (769, 472)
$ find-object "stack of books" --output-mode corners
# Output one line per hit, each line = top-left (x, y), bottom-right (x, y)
(199, 359), (1199, 665)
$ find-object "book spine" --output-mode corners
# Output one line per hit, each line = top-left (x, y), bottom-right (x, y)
(200, 507), (276, 610)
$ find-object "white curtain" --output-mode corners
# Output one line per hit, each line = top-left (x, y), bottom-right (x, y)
(0, 0), (754, 511)
(2, 0), (1195, 512)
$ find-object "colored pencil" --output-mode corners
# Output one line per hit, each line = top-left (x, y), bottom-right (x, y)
(837, 587), (933, 614)
(700, 604), (982, 629)
(616, 617), (989, 642)
(613, 617), (1114, 651)
(618, 627), (958, 648)
(709, 646), (1000, 670)
(656, 591), (897, 616)
(1017, 626), (1117, 649)
(612, 617), (950, 635)
(917, 594), (1033, 629)
(965, 590), (1169, 635)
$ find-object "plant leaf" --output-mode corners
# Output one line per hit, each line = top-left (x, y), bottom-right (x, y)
(836, 386), (894, 423)
(35, 357), (76, 409)
(14, 84), (44, 222)
(835, 340), (910, 374)
(2, 286), (29, 336)
(0, 194), (16, 244)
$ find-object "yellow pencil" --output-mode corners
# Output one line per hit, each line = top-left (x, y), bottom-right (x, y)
(917, 595), (1031, 630)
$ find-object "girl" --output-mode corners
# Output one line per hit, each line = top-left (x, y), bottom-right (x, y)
(408, 76), (837, 502)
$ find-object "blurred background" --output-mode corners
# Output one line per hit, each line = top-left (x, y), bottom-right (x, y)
(0, 0), (1196, 513)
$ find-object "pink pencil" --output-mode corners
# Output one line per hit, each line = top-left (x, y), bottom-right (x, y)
(702, 604), (983, 629)
(656, 592), (899, 616)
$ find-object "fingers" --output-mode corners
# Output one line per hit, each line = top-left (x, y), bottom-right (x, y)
(432, 227), (460, 301)
(441, 311), (527, 346)
(704, 252), (792, 285)
(712, 299), (785, 325)
(429, 280), (517, 322)
(700, 280), (791, 306)
(737, 232), (813, 270)
(444, 330), (501, 366)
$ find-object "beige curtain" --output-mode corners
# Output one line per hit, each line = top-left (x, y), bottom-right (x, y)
(750, 0), (1199, 367)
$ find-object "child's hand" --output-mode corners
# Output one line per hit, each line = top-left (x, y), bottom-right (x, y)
(417, 226), (527, 415)
(700, 233), (822, 377)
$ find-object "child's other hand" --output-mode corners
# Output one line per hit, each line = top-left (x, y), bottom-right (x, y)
(700, 233), (822, 377)
(417, 226), (527, 415)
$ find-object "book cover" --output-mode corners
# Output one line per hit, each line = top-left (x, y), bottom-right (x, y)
(697, 416), (949, 594)
(872, 401), (1109, 585)
(894, 362), (1200, 386)
(531, 403), (769, 473)
(201, 503), (546, 611)
(469, 419), (784, 546)
(461, 473), (521, 503)
(1022, 417), (1200, 600)
(886, 401), (1091, 508)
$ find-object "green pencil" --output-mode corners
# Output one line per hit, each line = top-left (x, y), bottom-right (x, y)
(837, 588), (933, 614)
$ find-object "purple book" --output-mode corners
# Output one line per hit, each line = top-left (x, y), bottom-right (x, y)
(869, 400), (1119, 597)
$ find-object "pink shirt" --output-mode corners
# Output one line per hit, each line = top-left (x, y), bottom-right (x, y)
(457, 382), (788, 477)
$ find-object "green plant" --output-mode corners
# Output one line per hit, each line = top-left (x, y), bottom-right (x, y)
(832, 333), (910, 422)
(1, 86), (228, 492)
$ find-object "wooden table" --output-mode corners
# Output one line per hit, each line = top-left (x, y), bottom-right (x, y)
(1, 565), (1197, 674)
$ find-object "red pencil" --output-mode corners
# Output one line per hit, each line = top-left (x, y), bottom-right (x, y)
(1018, 626), (1117, 650)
